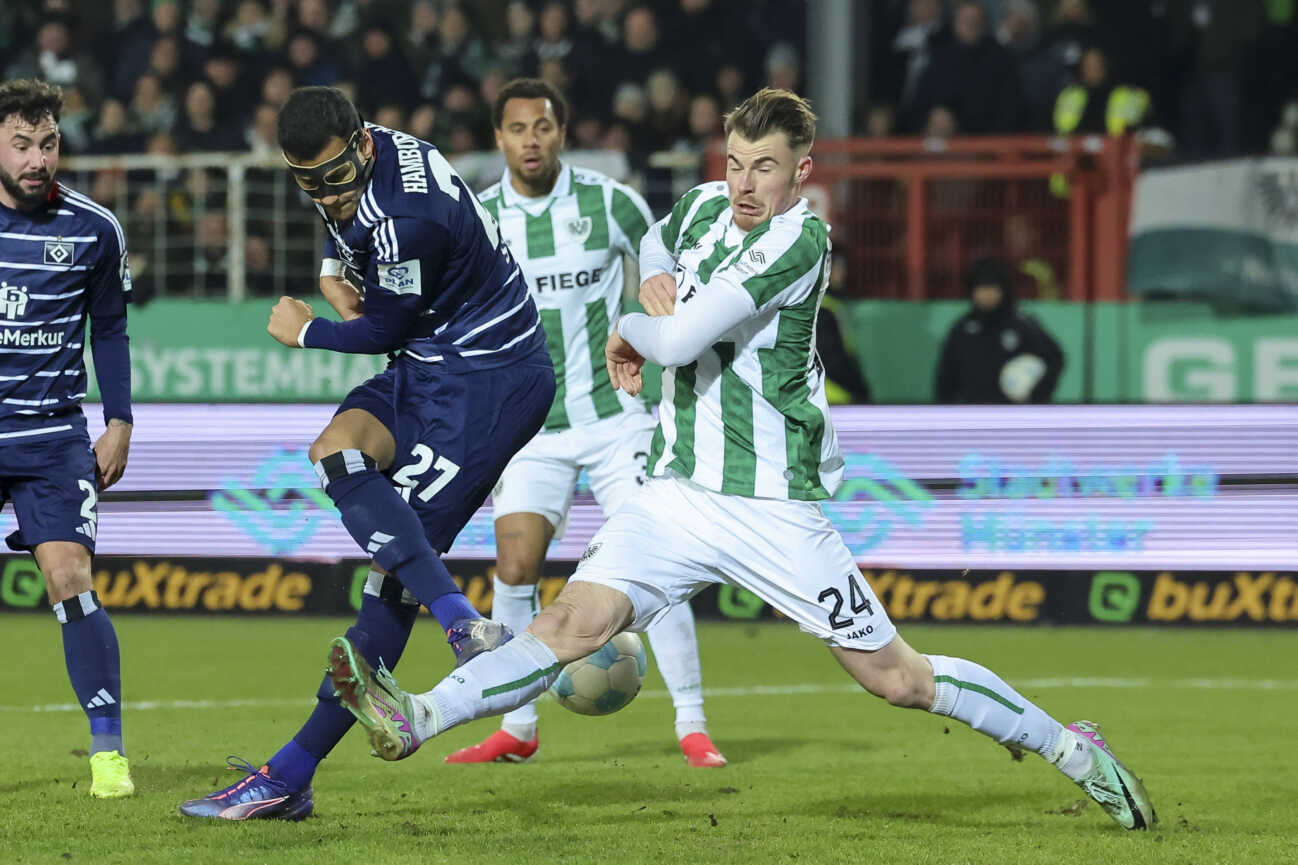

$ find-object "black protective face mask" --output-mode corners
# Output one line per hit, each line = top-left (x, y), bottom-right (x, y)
(284, 127), (374, 197)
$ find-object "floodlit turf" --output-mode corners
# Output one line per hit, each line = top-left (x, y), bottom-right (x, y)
(2, 614), (1296, 865)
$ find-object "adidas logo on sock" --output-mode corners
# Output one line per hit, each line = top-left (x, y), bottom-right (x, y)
(366, 531), (394, 555)
(85, 688), (117, 709)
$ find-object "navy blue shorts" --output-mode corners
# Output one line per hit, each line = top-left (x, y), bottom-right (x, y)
(338, 355), (555, 553)
(0, 434), (98, 553)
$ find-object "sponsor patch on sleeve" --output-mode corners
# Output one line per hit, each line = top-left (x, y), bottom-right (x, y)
(376, 260), (422, 295)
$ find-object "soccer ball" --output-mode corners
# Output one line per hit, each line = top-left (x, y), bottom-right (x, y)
(550, 632), (647, 716)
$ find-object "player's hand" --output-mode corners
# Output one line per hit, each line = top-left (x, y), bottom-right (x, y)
(268, 296), (314, 347)
(606, 327), (645, 396)
(93, 419), (131, 490)
(638, 273), (677, 317)
(319, 275), (364, 321)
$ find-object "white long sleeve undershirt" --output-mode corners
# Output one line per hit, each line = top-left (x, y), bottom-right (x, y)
(616, 274), (756, 368)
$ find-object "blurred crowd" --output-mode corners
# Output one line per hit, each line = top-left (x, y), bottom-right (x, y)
(869, 0), (1298, 157)
(1, 0), (804, 166)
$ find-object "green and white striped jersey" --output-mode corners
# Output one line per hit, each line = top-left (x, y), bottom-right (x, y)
(479, 164), (653, 430)
(644, 181), (843, 501)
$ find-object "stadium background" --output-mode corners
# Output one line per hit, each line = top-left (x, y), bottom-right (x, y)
(0, 0), (1293, 628)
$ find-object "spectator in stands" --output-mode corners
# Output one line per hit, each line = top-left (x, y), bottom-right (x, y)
(90, 98), (145, 154)
(5, 15), (105, 108)
(934, 258), (1065, 404)
(1040, 0), (1097, 79)
(57, 87), (95, 154)
(147, 35), (187, 98)
(261, 66), (295, 109)
(570, 0), (622, 116)
(1169, 0), (1261, 157)
(374, 104), (407, 131)
(419, 5), (490, 102)
(176, 80), (245, 151)
(889, 0), (950, 133)
(911, 0), (1021, 134)
(226, 0), (273, 54)
(765, 42), (800, 92)
(107, 0), (155, 101)
(185, 0), (223, 55)
(405, 0), (440, 66)
(999, 0), (1069, 131)
(613, 6), (668, 86)
(246, 102), (280, 158)
(715, 63), (746, 111)
(645, 68), (688, 153)
(355, 20), (417, 115)
(409, 103), (437, 141)
(131, 73), (178, 135)
(536, 2), (574, 67)
(203, 41), (256, 128)
(495, 1), (538, 78)
(924, 104), (959, 140)
(285, 30), (341, 87)
(670, 0), (728, 94)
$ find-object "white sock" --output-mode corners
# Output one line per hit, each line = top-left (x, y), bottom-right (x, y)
(492, 577), (541, 735)
(414, 632), (560, 739)
(645, 603), (706, 730)
(1050, 726), (1097, 781)
(925, 655), (1064, 759)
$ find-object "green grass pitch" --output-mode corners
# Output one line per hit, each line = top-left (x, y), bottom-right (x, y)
(1, 614), (1295, 865)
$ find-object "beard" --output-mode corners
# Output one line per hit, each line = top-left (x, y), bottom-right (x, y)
(0, 166), (53, 209)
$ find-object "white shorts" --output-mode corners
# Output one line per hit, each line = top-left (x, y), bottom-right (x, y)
(492, 409), (657, 538)
(568, 476), (897, 651)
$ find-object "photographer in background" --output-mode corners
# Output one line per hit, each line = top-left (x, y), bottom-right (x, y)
(934, 257), (1064, 404)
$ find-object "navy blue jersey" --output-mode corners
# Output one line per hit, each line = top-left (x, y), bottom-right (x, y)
(304, 125), (543, 369)
(0, 184), (132, 444)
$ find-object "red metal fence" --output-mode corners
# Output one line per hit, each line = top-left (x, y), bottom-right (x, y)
(706, 135), (1139, 302)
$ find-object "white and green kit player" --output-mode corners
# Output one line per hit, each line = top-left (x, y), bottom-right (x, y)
(328, 88), (1157, 831)
(442, 79), (725, 767)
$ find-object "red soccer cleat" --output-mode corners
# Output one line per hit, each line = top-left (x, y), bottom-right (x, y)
(444, 729), (539, 764)
(679, 732), (727, 768)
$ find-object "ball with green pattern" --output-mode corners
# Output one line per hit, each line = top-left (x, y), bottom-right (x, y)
(550, 632), (648, 715)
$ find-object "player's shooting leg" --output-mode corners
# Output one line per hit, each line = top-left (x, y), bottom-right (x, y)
(38, 541), (125, 757)
(830, 634), (935, 709)
(411, 581), (638, 737)
(308, 408), (479, 630)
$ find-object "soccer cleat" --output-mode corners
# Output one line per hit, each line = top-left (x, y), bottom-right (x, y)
(178, 757), (313, 820)
(327, 636), (423, 761)
(1067, 720), (1157, 830)
(444, 729), (539, 764)
(89, 750), (134, 799)
(447, 618), (513, 667)
(679, 732), (727, 768)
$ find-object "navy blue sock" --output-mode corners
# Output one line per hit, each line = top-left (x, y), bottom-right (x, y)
(267, 575), (419, 790)
(56, 592), (124, 755)
(315, 451), (478, 627)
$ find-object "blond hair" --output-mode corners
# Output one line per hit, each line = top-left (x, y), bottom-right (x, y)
(723, 88), (816, 153)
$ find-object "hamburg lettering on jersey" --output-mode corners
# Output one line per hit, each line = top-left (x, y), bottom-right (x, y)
(303, 125), (542, 369)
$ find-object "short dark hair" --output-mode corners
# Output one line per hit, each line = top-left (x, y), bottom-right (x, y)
(0, 78), (64, 128)
(723, 87), (816, 153)
(277, 86), (363, 161)
(492, 78), (568, 130)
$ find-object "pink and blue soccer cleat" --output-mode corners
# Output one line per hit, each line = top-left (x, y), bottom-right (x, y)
(178, 757), (313, 821)
(1067, 720), (1157, 829)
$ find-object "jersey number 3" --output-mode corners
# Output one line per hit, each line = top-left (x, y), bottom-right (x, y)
(426, 151), (501, 247)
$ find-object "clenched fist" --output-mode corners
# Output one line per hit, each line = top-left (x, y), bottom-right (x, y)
(267, 296), (314, 347)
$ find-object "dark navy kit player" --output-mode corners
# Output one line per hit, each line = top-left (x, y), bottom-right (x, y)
(0, 79), (135, 798)
(180, 87), (555, 820)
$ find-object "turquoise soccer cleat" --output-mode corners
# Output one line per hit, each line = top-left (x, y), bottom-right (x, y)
(1067, 720), (1157, 830)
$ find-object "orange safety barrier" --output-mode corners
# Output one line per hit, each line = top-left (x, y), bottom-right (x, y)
(705, 135), (1139, 302)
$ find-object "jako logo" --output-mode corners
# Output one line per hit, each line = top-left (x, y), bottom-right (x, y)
(210, 447), (338, 555)
(825, 454), (933, 554)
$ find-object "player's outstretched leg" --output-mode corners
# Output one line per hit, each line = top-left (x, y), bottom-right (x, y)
(645, 603), (725, 768)
(837, 639), (1156, 830)
(444, 577), (541, 764)
(330, 581), (631, 760)
(179, 570), (419, 820)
